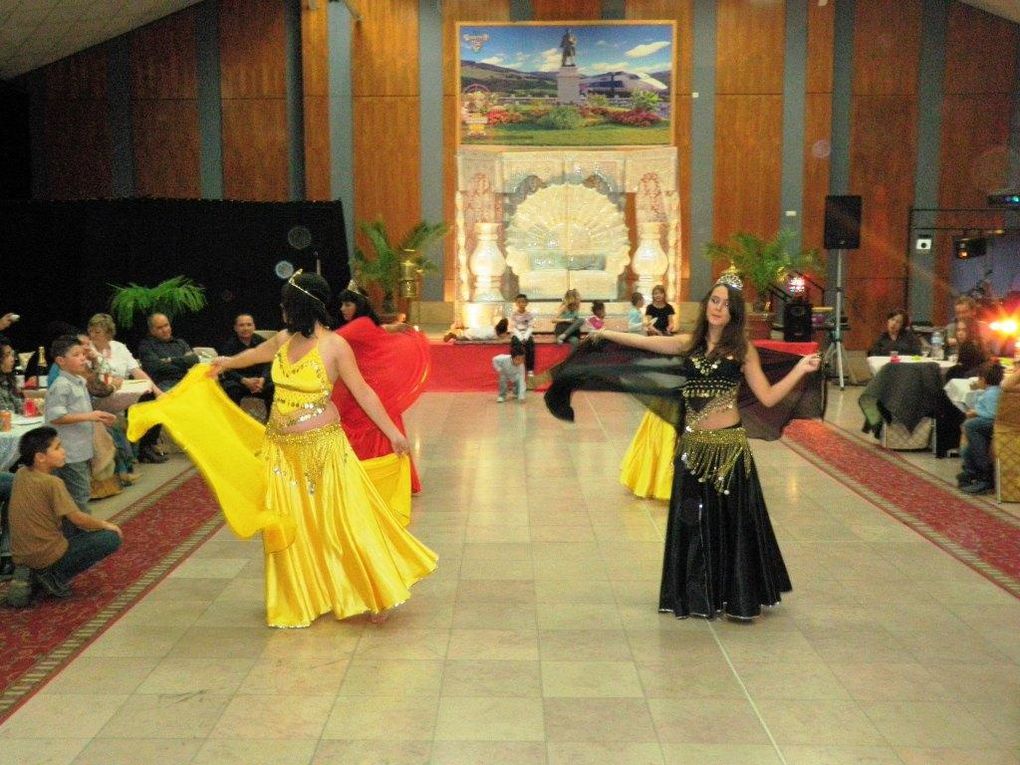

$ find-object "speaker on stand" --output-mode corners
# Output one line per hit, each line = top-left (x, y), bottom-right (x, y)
(783, 301), (813, 342)
(822, 195), (861, 390)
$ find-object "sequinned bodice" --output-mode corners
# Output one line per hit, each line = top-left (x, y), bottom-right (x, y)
(269, 341), (332, 431)
(681, 352), (741, 429)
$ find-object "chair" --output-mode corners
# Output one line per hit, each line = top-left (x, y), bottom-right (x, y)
(993, 388), (1020, 502)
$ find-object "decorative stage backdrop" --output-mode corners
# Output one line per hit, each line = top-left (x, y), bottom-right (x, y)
(0, 199), (350, 350)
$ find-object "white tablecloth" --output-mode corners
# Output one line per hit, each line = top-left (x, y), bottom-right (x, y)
(867, 355), (955, 375)
(943, 377), (981, 413)
(0, 415), (45, 471)
(94, 378), (153, 413)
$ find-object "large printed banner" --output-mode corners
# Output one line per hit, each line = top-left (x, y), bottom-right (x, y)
(457, 21), (676, 147)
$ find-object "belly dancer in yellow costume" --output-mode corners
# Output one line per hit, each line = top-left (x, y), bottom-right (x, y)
(130, 271), (437, 628)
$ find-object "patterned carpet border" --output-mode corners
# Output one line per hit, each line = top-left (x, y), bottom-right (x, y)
(783, 419), (1020, 599)
(0, 468), (225, 724)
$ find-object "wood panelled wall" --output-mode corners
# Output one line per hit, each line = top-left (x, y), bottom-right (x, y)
(131, 8), (200, 198)
(24, 0), (1020, 335)
(352, 0), (422, 252)
(40, 47), (112, 199)
(847, 0), (923, 348)
(935, 2), (1019, 325)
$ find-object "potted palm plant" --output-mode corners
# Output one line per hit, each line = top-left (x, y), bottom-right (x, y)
(351, 219), (449, 315)
(705, 229), (821, 313)
(108, 276), (207, 330)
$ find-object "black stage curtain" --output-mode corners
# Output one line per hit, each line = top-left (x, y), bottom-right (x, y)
(0, 198), (349, 351)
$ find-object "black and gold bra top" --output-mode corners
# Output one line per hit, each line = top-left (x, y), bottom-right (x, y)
(680, 352), (742, 429)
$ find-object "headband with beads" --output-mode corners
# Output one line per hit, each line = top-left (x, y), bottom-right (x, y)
(286, 269), (326, 305)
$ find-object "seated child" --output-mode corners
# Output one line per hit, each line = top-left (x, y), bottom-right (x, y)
(555, 289), (586, 345)
(6, 426), (123, 607)
(587, 300), (606, 331)
(492, 337), (527, 403)
(627, 292), (647, 333)
(959, 362), (1005, 494)
(510, 293), (536, 375)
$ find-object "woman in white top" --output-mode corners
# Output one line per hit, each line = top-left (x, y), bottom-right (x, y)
(86, 313), (161, 394)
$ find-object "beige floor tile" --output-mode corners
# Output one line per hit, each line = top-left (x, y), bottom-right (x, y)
(463, 524), (532, 543)
(338, 659), (443, 696)
(648, 697), (771, 744)
(40, 657), (160, 695)
(143, 576), (232, 601)
(135, 657), (254, 695)
(71, 738), (201, 765)
(79, 624), (188, 659)
(169, 557), (251, 579)
(543, 698), (658, 743)
(548, 741), (666, 764)
(538, 628), (632, 661)
(312, 739), (433, 764)
(459, 557), (535, 580)
(895, 747), (1020, 764)
(735, 661), (851, 700)
(353, 627), (449, 660)
(659, 743), (784, 764)
(626, 626), (721, 662)
(441, 659), (543, 697)
(258, 621), (362, 660)
(541, 660), (644, 697)
(191, 738), (317, 765)
(96, 692), (230, 738)
(780, 745), (905, 764)
(886, 626), (1010, 665)
(116, 598), (212, 627)
(535, 602), (624, 630)
(0, 738), (87, 765)
(860, 700), (998, 748)
(210, 693), (334, 739)
(757, 698), (887, 747)
(0, 694), (126, 740)
(456, 579), (536, 604)
(452, 601), (537, 630)
(446, 628), (539, 661)
(963, 701), (1020, 747)
(530, 525), (597, 541)
(434, 696), (545, 741)
(635, 656), (746, 699)
(239, 655), (348, 695)
(461, 542), (532, 561)
(429, 741), (546, 764)
(321, 696), (439, 740)
(534, 578), (617, 604)
(826, 662), (952, 701)
(165, 625), (271, 659)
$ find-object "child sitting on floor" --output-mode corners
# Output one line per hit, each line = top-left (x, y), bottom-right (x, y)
(587, 300), (607, 331)
(492, 337), (527, 403)
(6, 426), (123, 607)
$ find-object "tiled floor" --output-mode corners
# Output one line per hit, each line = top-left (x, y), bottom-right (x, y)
(1, 384), (1018, 764)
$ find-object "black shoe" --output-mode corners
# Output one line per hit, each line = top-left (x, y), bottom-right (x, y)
(138, 447), (169, 464)
(33, 568), (72, 598)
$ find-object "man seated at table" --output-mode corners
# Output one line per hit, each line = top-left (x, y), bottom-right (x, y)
(867, 309), (922, 357)
(219, 313), (274, 413)
(946, 296), (991, 352)
(136, 313), (199, 463)
(958, 362), (1005, 494)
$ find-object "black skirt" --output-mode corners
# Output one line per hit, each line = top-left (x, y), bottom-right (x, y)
(659, 449), (791, 620)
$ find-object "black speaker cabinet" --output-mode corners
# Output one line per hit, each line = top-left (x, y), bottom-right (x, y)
(783, 301), (814, 342)
(824, 194), (861, 250)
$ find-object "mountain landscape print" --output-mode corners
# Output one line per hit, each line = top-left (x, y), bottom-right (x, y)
(458, 21), (676, 146)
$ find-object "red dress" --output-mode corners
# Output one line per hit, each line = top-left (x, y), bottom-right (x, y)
(332, 318), (430, 493)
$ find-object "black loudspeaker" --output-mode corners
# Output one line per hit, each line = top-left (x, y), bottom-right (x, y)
(824, 194), (861, 250)
(783, 301), (813, 342)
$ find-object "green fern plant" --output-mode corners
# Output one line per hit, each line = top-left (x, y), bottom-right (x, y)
(352, 219), (449, 311)
(108, 276), (207, 330)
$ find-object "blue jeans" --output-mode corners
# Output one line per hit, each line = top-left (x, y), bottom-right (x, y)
(49, 529), (121, 583)
(54, 461), (91, 514)
(498, 370), (525, 399)
(962, 416), (995, 483)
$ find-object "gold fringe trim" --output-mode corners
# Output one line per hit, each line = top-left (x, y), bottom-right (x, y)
(678, 427), (752, 494)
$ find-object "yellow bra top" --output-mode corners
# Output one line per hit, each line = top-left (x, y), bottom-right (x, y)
(269, 339), (333, 430)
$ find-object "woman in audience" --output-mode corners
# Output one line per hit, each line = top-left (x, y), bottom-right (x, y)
(546, 272), (820, 620)
(130, 271), (437, 628)
(332, 286), (430, 522)
(934, 320), (991, 458)
(867, 309), (922, 357)
(0, 340), (25, 414)
(86, 313), (160, 394)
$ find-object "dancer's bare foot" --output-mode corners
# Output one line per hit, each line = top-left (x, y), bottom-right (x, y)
(369, 611), (389, 625)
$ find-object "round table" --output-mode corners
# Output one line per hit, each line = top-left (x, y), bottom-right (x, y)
(1, 415), (45, 471)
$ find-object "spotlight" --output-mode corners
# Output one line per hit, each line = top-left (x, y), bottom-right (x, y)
(954, 236), (986, 259)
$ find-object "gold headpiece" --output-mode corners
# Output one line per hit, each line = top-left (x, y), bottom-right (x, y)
(287, 269), (325, 305)
(714, 266), (743, 292)
(346, 278), (361, 293)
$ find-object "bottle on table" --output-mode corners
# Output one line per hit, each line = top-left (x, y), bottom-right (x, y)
(930, 330), (944, 361)
(36, 345), (48, 390)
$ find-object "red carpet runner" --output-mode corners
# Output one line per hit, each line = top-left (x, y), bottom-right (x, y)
(0, 469), (223, 724)
(783, 419), (1020, 598)
(426, 341), (570, 392)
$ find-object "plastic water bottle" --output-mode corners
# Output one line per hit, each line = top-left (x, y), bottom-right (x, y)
(931, 330), (944, 361)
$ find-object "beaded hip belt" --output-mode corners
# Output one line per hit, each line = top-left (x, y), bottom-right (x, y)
(678, 426), (752, 494)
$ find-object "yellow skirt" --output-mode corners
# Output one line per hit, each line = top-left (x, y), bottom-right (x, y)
(619, 410), (676, 501)
(263, 424), (436, 628)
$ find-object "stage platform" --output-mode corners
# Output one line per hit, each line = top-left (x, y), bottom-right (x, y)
(425, 341), (570, 392)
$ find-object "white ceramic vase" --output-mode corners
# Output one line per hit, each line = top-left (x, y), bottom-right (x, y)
(469, 221), (506, 302)
(631, 221), (668, 298)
